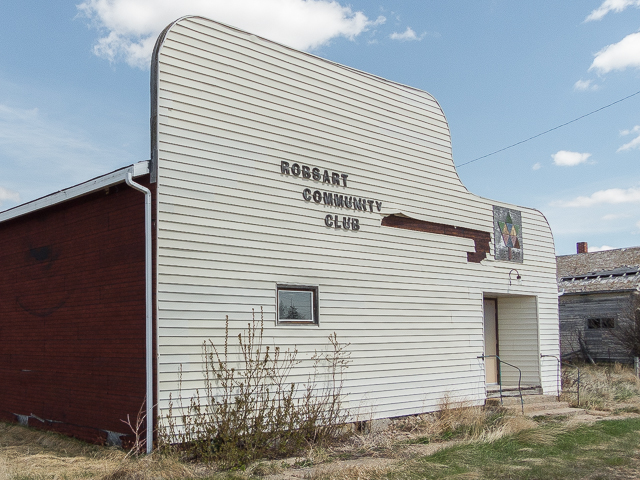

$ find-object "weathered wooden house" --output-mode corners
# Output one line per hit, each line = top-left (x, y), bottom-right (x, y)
(0, 16), (560, 449)
(558, 242), (640, 363)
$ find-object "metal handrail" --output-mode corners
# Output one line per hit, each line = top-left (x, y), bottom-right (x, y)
(540, 354), (580, 405)
(478, 354), (524, 414)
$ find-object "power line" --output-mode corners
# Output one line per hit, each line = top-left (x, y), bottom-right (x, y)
(456, 89), (640, 168)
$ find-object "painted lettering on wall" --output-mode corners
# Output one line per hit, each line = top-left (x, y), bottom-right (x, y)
(280, 161), (382, 231)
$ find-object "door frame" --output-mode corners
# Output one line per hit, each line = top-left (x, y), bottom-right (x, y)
(483, 297), (500, 384)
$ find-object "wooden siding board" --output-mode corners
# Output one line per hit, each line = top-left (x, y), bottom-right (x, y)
(179, 19), (445, 111)
(156, 160), (474, 212)
(158, 80), (452, 152)
(153, 16), (559, 424)
(157, 141), (465, 193)
(559, 292), (636, 363)
(157, 120), (454, 177)
(160, 32), (450, 130)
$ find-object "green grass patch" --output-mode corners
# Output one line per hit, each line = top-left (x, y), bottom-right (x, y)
(388, 418), (640, 480)
(413, 436), (431, 445)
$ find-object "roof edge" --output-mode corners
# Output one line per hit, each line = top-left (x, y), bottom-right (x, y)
(559, 288), (639, 296)
(0, 160), (150, 224)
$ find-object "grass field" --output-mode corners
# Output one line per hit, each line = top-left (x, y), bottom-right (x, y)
(2, 363), (640, 480)
(389, 418), (640, 480)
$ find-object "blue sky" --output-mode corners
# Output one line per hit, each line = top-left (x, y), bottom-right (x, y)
(1, 1), (639, 255)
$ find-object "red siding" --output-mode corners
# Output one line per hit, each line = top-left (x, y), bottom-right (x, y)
(0, 177), (155, 445)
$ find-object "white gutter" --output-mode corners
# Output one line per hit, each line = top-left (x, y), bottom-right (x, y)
(0, 161), (154, 452)
(0, 161), (150, 224)
(124, 172), (153, 455)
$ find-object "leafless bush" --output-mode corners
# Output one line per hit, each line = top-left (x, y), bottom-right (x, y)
(121, 397), (147, 457)
(610, 292), (640, 358)
(160, 309), (351, 468)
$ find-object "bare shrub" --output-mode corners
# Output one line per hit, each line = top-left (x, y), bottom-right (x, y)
(161, 309), (351, 468)
(610, 292), (640, 358)
(121, 397), (148, 456)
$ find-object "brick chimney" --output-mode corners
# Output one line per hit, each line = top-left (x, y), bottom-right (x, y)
(577, 242), (588, 254)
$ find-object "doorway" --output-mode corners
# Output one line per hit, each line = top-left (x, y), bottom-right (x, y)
(484, 298), (499, 384)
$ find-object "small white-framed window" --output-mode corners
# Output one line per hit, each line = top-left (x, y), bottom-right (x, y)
(277, 285), (318, 325)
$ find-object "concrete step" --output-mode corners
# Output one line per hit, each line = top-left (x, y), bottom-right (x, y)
(523, 401), (571, 413)
(486, 386), (542, 399)
(486, 394), (559, 407)
(506, 395), (560, 406)
(524, 407), (585, 418)
(486, 393), (584, 417)
(488, 402), (584, 417)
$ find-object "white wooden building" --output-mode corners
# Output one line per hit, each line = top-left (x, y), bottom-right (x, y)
(151, 16), (559, 424)
(0, 15), (560, 447)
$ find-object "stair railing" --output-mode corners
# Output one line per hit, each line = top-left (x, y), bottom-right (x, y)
(478, 354), (524, 414)
(540, 354), (580, 405)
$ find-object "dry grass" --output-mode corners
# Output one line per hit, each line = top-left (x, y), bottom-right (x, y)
(562, 363), (640, 411)
(390, 395), (537, 445)
(0, 422), (204, 480)
(512, 422), (569, 446)
(306, 462), (396, 480)
(5, 365), (640, 479)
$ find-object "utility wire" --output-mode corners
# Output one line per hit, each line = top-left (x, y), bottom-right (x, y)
(456, 89), (640, 168)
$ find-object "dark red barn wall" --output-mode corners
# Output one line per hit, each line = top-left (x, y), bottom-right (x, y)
(0, 176), (155, 445)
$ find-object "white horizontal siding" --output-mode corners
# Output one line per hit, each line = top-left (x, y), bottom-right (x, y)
(153, 16), (560, 424)
(497, 296), (540, 386)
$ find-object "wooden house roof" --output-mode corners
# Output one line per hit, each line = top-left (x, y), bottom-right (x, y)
(557, 247), (640, 294)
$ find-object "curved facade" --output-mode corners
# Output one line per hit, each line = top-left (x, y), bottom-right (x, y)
(152, 17), (559, 424)
(0, 16), (560, 445)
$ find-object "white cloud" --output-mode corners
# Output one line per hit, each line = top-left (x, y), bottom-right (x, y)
(620, 125), (640, 136)
(573, 79), (599, 91)
(602, 213), (629, 220)
(553, 186), (640, 207)
(77, 0), (380, 69)
(589, 245), (616, 252)
(532, 162), (542, 170)
(585, 0), (640, 21)
(617, 125), (640, 151)
(618, 135), (640, 151)
(389, 27), (425, 41)
(0, 186), (20, 207)
(590, 32), (640, 74)
(551, 150), (591, 166)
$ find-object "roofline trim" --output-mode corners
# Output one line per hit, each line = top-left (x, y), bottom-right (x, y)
(560, 270), (640, 282)
(0, 161), (150, 224)
(559, 288), (639, 296)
